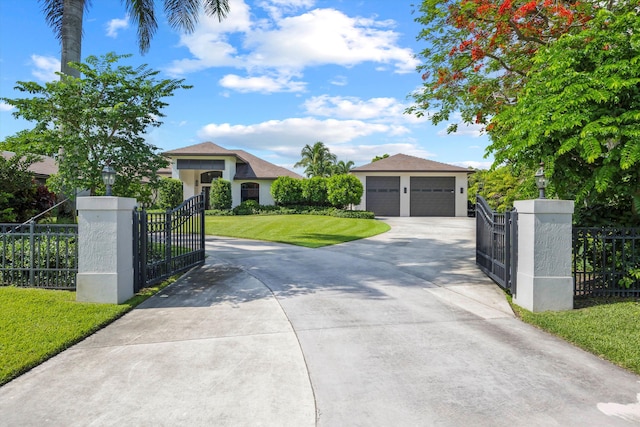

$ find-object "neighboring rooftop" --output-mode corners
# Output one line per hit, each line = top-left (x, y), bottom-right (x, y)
(1, 151), (58, 178)
(351, 153), (472, 173)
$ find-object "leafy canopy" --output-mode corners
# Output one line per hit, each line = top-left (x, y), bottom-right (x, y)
(488, 9), (640, 215)
(1, 53), (190, 197)
(408, 0), (595, 129)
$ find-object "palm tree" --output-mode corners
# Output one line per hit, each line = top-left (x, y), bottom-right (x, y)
(295, 142), (337, 178)
(333, 160), (355, 175)
(40, 0), (230, 77)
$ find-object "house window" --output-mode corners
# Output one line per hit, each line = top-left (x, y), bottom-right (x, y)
(200, 171), (222, 184)
(241, 182), (260, 203)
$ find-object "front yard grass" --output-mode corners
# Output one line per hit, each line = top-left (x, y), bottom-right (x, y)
(511, 297), (640, 375)
(205, 214), (390, 248)
(0, 277), (177, 386)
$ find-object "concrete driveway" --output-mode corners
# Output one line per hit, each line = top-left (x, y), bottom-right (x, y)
(1, 217), (640, 426)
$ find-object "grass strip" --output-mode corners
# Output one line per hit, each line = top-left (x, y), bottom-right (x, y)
(0, 276), (178, 386)
(511, 297), (640, 375)
(205, 214), (390, 248)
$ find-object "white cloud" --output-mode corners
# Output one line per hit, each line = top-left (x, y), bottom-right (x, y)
(106, 16), (129, 38)
(0, 101), (14, 112)
(219, 73), (306, 93)
(167, 2), (419, 92)
(31, 55), (60, 81)
(329, 75), (348, 86)
(304, 95), (404, 120)
(437, 113), (486, 138)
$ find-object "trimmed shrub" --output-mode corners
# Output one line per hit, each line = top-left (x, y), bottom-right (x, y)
(331, 210), (375, 219)
(233, 200), (260, 215)
(210, 179), (232, 210)
(271, 176), (303, 206)
(327, 174), (363, 208)
(301, 177), (329, 206)
(158, 178), (183, 210)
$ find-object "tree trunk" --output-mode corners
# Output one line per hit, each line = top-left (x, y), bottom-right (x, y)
(61, 0), (84, 77)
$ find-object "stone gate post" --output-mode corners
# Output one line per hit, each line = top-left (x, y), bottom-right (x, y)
(513, 199), (574, 312)
(76, 197), (137, 304)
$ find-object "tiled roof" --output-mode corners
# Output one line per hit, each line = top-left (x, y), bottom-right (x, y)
(231, 150), (302, 180)
(162, 142), (301, 180)
(2, 151), (58, 177)
(162, 141), (236, 156)
(351, 153), (471, 173)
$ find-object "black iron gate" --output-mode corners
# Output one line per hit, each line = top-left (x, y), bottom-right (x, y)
(133, 193), (205, 292)
(475, 195), (518, 293)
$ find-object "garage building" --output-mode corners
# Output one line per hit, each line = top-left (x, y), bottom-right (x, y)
(351, 154), (472, 217)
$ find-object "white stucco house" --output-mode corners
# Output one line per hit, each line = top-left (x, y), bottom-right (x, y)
(162, 142), (302, 208)
(350, 154), (473, 217)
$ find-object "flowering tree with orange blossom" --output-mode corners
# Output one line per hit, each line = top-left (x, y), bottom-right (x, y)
(407, 0), (596, 131)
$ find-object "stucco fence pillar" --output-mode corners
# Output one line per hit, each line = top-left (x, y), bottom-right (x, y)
(76, 197), (137, 304)
(513, 199), (574, 312)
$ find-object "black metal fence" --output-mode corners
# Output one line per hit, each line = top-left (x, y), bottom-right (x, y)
(133, 194), (205, 292)
(475, 196), (517, 293)
(0, 222), (78, 290)
(573, 227), (640, 297)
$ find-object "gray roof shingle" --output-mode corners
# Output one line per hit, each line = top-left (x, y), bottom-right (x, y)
(351, 153), (471, 173)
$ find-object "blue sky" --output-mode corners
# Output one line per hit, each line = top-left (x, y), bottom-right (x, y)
(0, 0), (492, 172)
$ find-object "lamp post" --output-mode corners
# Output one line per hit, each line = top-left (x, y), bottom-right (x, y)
(535, 162), (548, 199)
(101, 164), (116, 196)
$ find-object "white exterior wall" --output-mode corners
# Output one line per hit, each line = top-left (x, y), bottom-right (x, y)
(232, 180), (275, 207)
(172, 156), (238, 202)
(351, 172), (469, 217)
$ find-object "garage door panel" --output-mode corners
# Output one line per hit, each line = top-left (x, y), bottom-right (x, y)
(366, 177), (400, 216)
(410, 177), (455, 216)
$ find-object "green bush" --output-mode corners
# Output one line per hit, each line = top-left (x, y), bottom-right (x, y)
(205, 209), (234, 216)
(331, 210), (374, 219)
(301, 177), (329, 206)
(327, 174), (363, 208)
(158, 178), (183, 210)
(209, 179), (232, 210)
(271, 176), (303, 206)
(233, 200), (260, 215)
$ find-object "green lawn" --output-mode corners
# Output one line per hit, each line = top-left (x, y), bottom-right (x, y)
(205, 214), (390, 247)
(0, 278), (176, 386)
(511, 298), (640, 375)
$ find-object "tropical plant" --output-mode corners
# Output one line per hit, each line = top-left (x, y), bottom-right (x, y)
(209, 179), (232, 210)
(39, 0), (230, 77)
(407, 0), (598, 129)
(333, 160), (355, 175)
(2, 53), (188, 197)
(271, 176), (303, 206)
(488, 9), (640, 219)
(0, 154), (39, 223)
(295, 142), (337, 178)
(301, 177), (329, 206)
(158, 178), (184, 210)
(327, 174), (363, 209)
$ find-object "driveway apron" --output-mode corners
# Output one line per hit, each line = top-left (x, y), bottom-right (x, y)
(2, 217), (640, 426)
(207, 217), (640, 426)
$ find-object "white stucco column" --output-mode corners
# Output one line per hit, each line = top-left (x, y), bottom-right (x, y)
(76, 197), (137, 304)
(513, 199), (574, 312)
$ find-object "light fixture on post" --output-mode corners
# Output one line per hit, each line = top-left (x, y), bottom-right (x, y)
(535, 162), (548, 199)
(101, 163), (116, 196)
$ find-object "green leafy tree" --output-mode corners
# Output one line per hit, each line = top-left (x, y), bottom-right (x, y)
(372, 154), (389, 162)
(301, 177), (329, 206)
(470, 165), (539, 212)
(39, 0), (230, 77)
(327, 174), (363, 209)
(333, 160), (355, 175)
(407, 0), (598, 129)
(210, 179), (232, 210)
(488, 9), (640, 219)
(0, 154), (39, 223)
(271, 176), (303, 206)
(295, 142), (337, 178)
(1, 53), (189, 197)
(158, 178), (184, 210)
